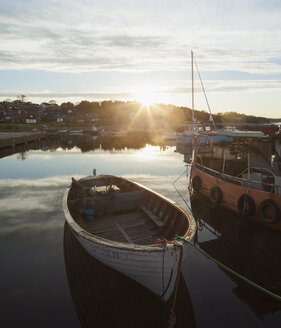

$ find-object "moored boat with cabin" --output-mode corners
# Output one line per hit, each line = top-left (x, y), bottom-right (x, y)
(176, 122), (209, 145)
(63, 174), (196, 301)
(189, 135), (281, 229)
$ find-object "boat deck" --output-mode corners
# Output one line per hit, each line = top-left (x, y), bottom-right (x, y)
(75, 209), (161, 245)
(68, 175), (191, 245)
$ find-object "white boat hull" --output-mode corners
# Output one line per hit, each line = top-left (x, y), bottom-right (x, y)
(63, 177), (196, 302)
(73, 231), (183, 301)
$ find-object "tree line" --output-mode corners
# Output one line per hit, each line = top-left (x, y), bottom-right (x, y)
(2, 98), (276, 128)
(73, 100), (274, 127)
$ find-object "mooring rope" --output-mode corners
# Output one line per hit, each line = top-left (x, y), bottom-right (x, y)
(172, 168), (192, 212)
(168, 245), (184, 328)
(175, 235), (281, 302)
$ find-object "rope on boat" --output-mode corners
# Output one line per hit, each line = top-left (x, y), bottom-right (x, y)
(162, 242), (167, 296)
(193, 56), (217, 130)
(175, 235), (281, 302)
(242, 184), (250, 214)
(168, 245), (184, 328)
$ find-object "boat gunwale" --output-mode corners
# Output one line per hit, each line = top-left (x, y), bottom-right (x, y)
(194, 162), (280, 192)
(63, 175), (196, 252)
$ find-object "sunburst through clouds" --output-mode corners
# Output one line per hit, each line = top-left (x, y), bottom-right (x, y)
(126, 86), (174, 132)
(134, 86), (157, 107)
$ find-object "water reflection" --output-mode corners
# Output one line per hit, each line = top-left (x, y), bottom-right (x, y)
(2, 136), (281, 327)
(0, 176), (68, 237)
(0, 134), (164, 160)
(0, 176), (79, 327)
(175, 143), (209, 164)
(64, 223), (196, 328)
(0, 137), (187, 182)
(191, 197), (281, 319)
(175, 144), (193, 163)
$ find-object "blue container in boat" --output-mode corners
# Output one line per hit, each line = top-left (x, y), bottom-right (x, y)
(85, 208), (95, 220)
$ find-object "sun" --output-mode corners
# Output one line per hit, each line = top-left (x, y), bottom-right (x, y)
(134, 86), (156, 106)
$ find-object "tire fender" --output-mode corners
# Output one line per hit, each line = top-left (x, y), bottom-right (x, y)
(237, 194), (255, 217)
(192, 175), (202, 192)
(210, 186), (223, 204)
(258, 199), (280, 224)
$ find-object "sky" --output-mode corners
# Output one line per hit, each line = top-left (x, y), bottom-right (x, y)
(0, 0), (281, 117)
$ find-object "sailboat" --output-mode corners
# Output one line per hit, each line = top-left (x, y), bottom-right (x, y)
(176, 51), (232, 146)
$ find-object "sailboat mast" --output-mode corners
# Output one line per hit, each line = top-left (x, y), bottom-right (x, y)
(191, 51), (194, 121)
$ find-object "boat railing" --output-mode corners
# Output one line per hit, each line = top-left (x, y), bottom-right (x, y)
(236, 166), (277, 179)
(195, 163), (280, 194)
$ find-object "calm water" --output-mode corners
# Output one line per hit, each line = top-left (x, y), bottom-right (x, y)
(0, 135), (281, 327)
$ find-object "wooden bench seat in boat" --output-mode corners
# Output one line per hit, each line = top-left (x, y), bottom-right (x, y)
(68, 190), (144, 215)
(75, 209), (158, 245)
(115, 222), (133, 243)
(138, 204), (163, 227)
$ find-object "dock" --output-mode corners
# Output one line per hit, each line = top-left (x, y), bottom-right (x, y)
(0, 132), (46, 149)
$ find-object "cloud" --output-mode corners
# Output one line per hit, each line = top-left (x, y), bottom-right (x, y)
(1, 0), (281, 74)
(0, 176), (69, 236)
(0, 90), (134, 100)
(167, 80), (281, 94)
(0, 79), (280, 104)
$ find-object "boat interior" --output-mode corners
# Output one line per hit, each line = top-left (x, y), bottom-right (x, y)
(67, 176), (189, 245)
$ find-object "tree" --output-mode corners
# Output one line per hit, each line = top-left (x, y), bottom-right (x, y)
(17, 94), (27, 102)
(77, 101), (100, 113)
(60, 102), (74, 112)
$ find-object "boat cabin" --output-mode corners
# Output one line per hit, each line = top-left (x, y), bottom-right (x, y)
(193, 137), (281, 194)
(183, 122), (213, 135)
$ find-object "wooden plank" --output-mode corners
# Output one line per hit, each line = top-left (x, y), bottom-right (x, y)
(155, 198), (162, 216)
(93, 220), (145, 235)
(132, 234), (154, 243)
(115, 222), (133, 243)
(138, 205), (163, 227)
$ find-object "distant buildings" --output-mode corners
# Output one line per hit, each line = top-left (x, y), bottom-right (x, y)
(0, 100), (101, 124)
(0, 100), (41, 123)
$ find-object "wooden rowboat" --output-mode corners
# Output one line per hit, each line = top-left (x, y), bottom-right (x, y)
(63, 174), (196, 301)
(63, 223), (197, 327)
